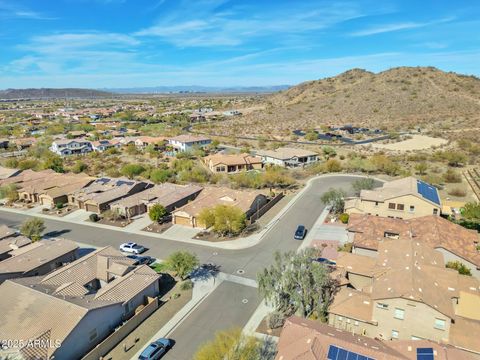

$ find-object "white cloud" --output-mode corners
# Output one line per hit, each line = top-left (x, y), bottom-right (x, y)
(350, 17), (455, 37)
(0, 1), (55, 20)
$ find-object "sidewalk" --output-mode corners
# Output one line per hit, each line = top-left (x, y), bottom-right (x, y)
(242, 206), (332, 338)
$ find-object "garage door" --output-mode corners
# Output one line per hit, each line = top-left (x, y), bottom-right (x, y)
(174, 215), (192, 227)
(40, 197), (52, 207)
(86, 203), (99, 213)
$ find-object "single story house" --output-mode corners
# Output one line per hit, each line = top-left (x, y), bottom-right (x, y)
(172, 187), (268, 228)
(203, 153), (263, 173)
(110, 183), (203, 218)
(0, 166), (22, 180)
(256, 147), (319, 167)
(0, 238), (78, 284)
(69, 177), (151, 213)
(134, 136), (166, 149)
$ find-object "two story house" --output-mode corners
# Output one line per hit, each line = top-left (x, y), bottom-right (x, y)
(168, 134), (212, 152)
(50, 139), (93, 156)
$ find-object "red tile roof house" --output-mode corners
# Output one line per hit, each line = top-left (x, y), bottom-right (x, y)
(276, 316), (478, 360)
(346, 213), (480, 278)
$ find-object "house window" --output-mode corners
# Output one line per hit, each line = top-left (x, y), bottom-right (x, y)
(434, 318), (446, 330)
(433, 209), (438, 215)
(89, 329), (97, 342)
(391, 330), (399, 339)
(388, 203), (396, 209)
(396, 204), (404, 211)
(384, 231), (400, 239)
(394, 308), (405, 320)
(376, 303), (389, 310)
(409, 205), (415, 212)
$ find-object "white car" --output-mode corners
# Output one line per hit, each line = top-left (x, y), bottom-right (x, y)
(119, 242), (145, 254)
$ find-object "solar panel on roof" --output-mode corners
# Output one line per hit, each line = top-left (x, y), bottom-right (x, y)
(116, 180), (134, 186)
(327, 345), (375, 360)
(97, 177), (110, 184)
(417, 347), (434, 360)
(417, 180), (440, 205)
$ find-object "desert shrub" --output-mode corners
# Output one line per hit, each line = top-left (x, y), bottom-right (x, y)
(267, 311), (286, 329)
(443, 169), (462, 183)
(89, 213), (99, 222)
(338, 213), (349, 224)
(448, 188), (466, 197)
(55, 202), (64, 210)
(338, 242), (353, 252)
(446, 261), (472, 276)
(180, 279), (194, 291)
(324, 159), (342, 172)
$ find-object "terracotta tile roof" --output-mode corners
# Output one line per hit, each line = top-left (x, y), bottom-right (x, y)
(204, 153), (262, 167)
(329, 287), (375, 323)
(348, 214), (480, 267)
(172, 186), (265, 217)
(0, 235), (31, 255)
(449, 317), (480, 353)
(276, 316), (407, 360)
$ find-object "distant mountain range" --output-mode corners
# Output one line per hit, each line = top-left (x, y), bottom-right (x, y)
(0, 88), (113, 100)
(103, 85), (290, 94)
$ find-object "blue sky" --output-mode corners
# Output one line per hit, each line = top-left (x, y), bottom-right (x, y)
(0, 0), (479, 88)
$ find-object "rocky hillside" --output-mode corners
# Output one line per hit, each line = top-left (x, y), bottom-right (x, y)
(212, 67), (480, 139)
(0, 88), (113, 100)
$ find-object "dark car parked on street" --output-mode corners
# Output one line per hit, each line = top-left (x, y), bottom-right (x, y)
(294, 225), (307, 240)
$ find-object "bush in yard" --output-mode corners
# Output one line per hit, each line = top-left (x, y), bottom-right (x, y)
(89, 213), (99, 222)
(338, 213), (349, 224)
(20, 217), (46, 241)
(55, 202), (64, 210)
(121, 163), (145, 179)
(180, 279), (194, 291)
(446, 261), (472, 276)
(448, 188), (467, 197)
(0, 184), (19, 202)
(324, 159), (342, 173)
(198, 205), (247, 236)
(351, 178), (375, 195)
(165, 250), (199, 280)
(149, 204), (167, 222)
(267, 311), (286, 329)
(443, 169), (462, 183)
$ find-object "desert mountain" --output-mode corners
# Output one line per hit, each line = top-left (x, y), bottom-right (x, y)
(0, 88), (113, 100)
(215, 67), (480, 139)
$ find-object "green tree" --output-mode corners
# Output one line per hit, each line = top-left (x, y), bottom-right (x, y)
(320, 188), (346, 214)
(322, 146), (337, 159)
(149, 168), (172, 183)
(43, 155), (64, 173)
(149, 204), (167, 222)
(414, 162), (428, 175)
(20, 217), (46, 241)
(165, 250), (199, 280)
(352, 178), (375, 195)
(305, 131), (318, 141)
(194, 328), (276, 360)
(462, 202), (480, 222)
(258, 248), (337, 319)
(198, 207), (216, 229)
(444, 151), (467, 167)
(0, 184), (19, 202)
(121, 163), (145, 179)
(446, 261), (472, 276)
(198, 205), (247, 235)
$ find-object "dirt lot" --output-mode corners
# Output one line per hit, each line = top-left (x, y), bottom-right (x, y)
(370, 134), (448, 152)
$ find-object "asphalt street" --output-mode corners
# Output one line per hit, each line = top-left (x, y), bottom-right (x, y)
(0, 175), (365, 360)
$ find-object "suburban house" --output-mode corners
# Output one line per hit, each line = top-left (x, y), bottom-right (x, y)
(203, 153), (263, 173)
(0, 246), (160, 360)
(0, 166), (22, 179)
(110, 183), (203, 218)
(345, 177), (442, 219)
(0, 238), (78, 284)
(13, 137), (37, 149)
(328, 239), (480, 354)
(256, 147), (319, 167)
(134, 136), (166, 149)
(0, 169), (55, 189)
(168, 134), (212, 152)
(91, 139), (121, 152)
(347, 213), (480, 278)
(172, 187), (268, 228)
(67, 130), (87, 138)
(276, 316), (478, 360)
(0, 225), (30, 261)
(68, 177), (151, 213)
(50, 138), (93, 156)
(14, 173), (94, 207)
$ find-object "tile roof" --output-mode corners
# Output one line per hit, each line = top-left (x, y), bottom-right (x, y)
(329, 287), (375, 323)
(358, 177), (441, 206)
(0, 235), (31, 256)
(111, 183), (202, 209)
(0, 238), (78, 274)
(276, 316), (407, 360)
(204, 153), (262, 167)
(347, 214), (480, 267)
(172, 186), (265, 217)
(0, 166), (21, 179)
